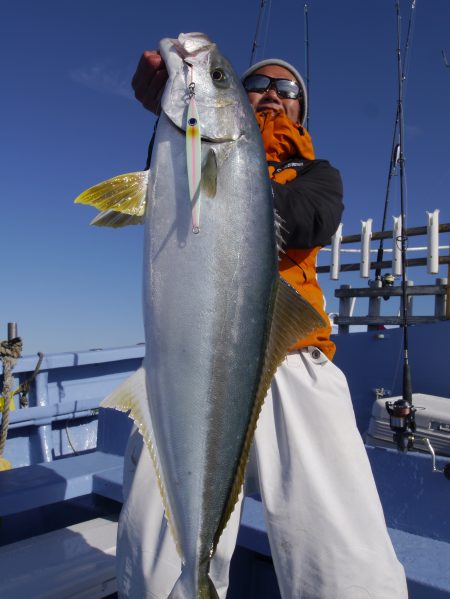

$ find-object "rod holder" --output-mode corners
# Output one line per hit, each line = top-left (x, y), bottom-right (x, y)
(330, 223), (343, 280)
(360, 219), (372, 279)
(427, 209), (440, 274)
(393, 215), (402, 276)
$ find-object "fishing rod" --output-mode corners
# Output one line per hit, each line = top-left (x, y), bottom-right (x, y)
(396, 0), (413, 403)
(385, 5), (450, 477)
(249, 1), (311, 127)
(375, 0), (417, 284)
(384, 0), (415, 452)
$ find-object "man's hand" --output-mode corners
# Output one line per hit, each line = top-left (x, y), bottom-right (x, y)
(131, 51), (168, 115)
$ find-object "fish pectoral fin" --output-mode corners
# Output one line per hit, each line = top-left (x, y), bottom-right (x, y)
(101, 367), (182, 557)
(74, 171), (149, 226)
(214, 278), (326, 547)
(90, 209), (145, 228)
(201, 149), (217, 198)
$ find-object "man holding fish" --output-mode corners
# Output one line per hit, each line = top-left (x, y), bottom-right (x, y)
(78, 34), (407, 599)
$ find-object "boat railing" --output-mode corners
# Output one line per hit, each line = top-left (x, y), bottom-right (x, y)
(318, 211), (450, 333)
(0, 344), (144, 468)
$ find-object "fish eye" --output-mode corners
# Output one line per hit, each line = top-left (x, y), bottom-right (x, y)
(210, 67), (231, 89)
(211, 69), (226, 81)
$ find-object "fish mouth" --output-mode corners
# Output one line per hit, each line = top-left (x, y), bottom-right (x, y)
(164, 33), (214, 61)
(170, 116), (243, 143)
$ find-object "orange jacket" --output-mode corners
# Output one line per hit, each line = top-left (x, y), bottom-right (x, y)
(256, 111), (336, 360)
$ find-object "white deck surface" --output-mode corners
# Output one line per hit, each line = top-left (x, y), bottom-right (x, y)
(0, 517), (118, 598)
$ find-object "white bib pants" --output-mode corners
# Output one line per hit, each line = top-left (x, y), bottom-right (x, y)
(116, 348), (408, 599)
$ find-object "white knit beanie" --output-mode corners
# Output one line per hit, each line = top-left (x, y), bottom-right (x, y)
(241, 59), (308, 126)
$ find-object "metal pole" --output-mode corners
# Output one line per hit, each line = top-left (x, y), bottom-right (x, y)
(368, 279), (382, 330)
(447, 246), (450, 318)
(435, 278), (448, 318)
(338, 284), (351, 334)
(8, 322), (17, 340)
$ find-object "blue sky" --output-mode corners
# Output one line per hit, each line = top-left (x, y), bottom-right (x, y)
(2, 0), (449, 355)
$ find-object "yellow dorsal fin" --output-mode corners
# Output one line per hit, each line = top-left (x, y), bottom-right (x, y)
(75, 171), (149, 225)
(101, 367), (182, 557)
(213, 277), (326, 549)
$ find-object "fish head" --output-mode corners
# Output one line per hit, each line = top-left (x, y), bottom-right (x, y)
(160, 32), (251, 142)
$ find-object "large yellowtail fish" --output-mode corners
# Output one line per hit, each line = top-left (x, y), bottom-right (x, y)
(75, 32), (325, 599)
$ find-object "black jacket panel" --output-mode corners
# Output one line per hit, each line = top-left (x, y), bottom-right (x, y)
(271, 159), (344, 249)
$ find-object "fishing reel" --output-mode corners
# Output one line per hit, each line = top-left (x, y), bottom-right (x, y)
(381, 273), (395, 288)
(370, 273), (397, 301)
(385, 398), (450, 479)
(385, 398), (416, 452)
(381, 273), (396, 301)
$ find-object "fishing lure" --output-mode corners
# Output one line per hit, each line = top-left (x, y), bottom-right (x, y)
(186, 77), (202, 234)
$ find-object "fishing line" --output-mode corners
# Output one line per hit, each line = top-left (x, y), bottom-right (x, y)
(145, 118), (159, 171)
(249, 0), (268, 66)
(304, 1), (310, 131)
(260, 0), (272, 60)
(401, 0), (417, 88)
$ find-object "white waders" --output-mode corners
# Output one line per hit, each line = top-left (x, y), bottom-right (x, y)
(116, 348), (408, 599)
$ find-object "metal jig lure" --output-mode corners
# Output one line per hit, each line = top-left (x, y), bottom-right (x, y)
(186, 73), (202, 234)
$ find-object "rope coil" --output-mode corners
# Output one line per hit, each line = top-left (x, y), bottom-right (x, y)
(0, 338), (23, 360)
(0, 337), (23, 460)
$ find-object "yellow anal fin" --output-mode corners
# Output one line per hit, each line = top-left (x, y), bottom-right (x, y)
(263, 277), (327, 370)
(74, 171), (149, 226)
(101, 367), (181, 557)
(0, 458), (12, 471)
(213, 277), (326, 548)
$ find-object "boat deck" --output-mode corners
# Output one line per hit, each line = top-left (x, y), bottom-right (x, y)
(0, 323), (449, 597)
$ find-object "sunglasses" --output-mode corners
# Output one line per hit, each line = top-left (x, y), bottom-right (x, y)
(243, 74), (302, 100)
